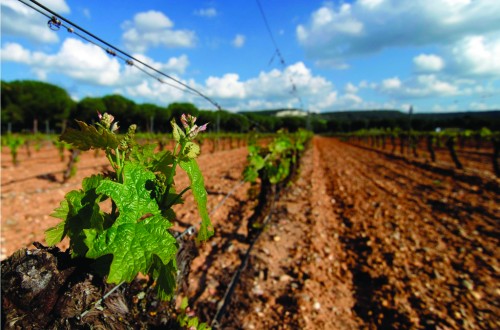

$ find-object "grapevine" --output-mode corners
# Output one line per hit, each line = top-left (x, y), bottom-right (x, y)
(45, 113), (213, 299)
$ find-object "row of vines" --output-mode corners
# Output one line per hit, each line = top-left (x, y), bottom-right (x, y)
(335, 128), (500, 177)
(1, 130), (274, 183)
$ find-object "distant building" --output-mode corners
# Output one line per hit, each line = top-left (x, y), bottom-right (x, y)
(276, 109), (307, 117)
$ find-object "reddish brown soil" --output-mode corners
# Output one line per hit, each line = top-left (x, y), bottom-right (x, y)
(2, 137), (499, 329)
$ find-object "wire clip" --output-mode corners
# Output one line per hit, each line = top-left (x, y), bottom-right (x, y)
(47, 16), (61, 31)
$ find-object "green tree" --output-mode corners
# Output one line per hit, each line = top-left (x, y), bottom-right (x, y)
(1, 80), (74, 132)
(101, 94), (137, 129)
(167, 102), (199, 119)
(136, 103), (164, 132)
(72, 97), (108, 124)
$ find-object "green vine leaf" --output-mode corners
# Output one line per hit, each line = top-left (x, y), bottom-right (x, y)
(45, 220), (66, 246)
(96, 162), (159, 226)
(45, 174), (105, 256)
(61, 120), (119, 151)
(179, 158), (213, 241)
(85, 162), (177, 285)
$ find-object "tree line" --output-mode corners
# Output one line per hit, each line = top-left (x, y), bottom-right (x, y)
(2, 80), (498, 134)
(1, 80), (318, 134)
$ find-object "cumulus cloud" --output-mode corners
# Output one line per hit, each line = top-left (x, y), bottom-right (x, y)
(121, 61), (346, 112)
(2, 39), (193, 88)
(206, 74), (246, 99)
(344, 82), (359, 94)
(448, 35), (500, 77)
(377, 74), (458, 99)
(119, 53), (190, 90)
(414, 54), (445, 72)
(1, 39), (121, 85)
(122, 10), (196, 53)
(194, 8), (218, 18)
(136, 54), (189, 75)
(381, 77), (402, 90)
(232, 34), (246, 48)
(297, 0), (500, 66)
(1, 43), (31, 62)
(1, 0), (70, 43)
(121, 80), (188, 105)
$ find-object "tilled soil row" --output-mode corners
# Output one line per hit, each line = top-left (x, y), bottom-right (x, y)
(315, 137), (499, 329)
(197, 141), (362, 329)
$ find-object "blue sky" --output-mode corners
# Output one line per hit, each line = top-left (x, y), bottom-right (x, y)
(2, 0), (500, 113)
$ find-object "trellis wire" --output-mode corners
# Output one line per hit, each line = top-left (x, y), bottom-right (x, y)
(79, 281), (125, 319)
(17, 0), (221, 109)
(255, 0), (304, 111)
(211, 187), (279, 328)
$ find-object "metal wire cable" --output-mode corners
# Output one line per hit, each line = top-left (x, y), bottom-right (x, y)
(255, 0), (304, 111)
(19, 0), (222, 109)
(211, 186), (279, 328)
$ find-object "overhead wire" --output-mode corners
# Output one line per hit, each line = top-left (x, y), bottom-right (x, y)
(18, 0), (221, 109)
(255, 0), (305, 111)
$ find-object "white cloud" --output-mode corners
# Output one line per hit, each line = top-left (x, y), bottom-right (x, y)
(194, 8), (218, 18)
(344, 82), (359, 93)
(1, 39), (121, 85)
(123, 61), (343, 112)
(232, 34), (246, 48)
(468, 101), (499, 111)
(132, 11), (173, 31)
(1, 43), (31, 62)
(342, 93), (363, 104)
(381, 77), (402, 90)
(363, 81), (378, 89)
(297, 0), (500, 66)
(118, 53), (190, 89)
(1, 0), (70, 43)
(414, 54), (445, 72)
(297, 3), (362, 45)
(316, 92), (338, 109)
(378, 74), (458, 98)
(122, 80), (187, 104)
(122, 10), (196, 53)
(133, 54), (189, 75)
(0, 39), (191, 87)
(205, 74), (246, 99)
(40, 0), (70, 11)
(448, 35), (500, 77)
(359, 0), (385, 9)
(415, 75), (457, 95)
